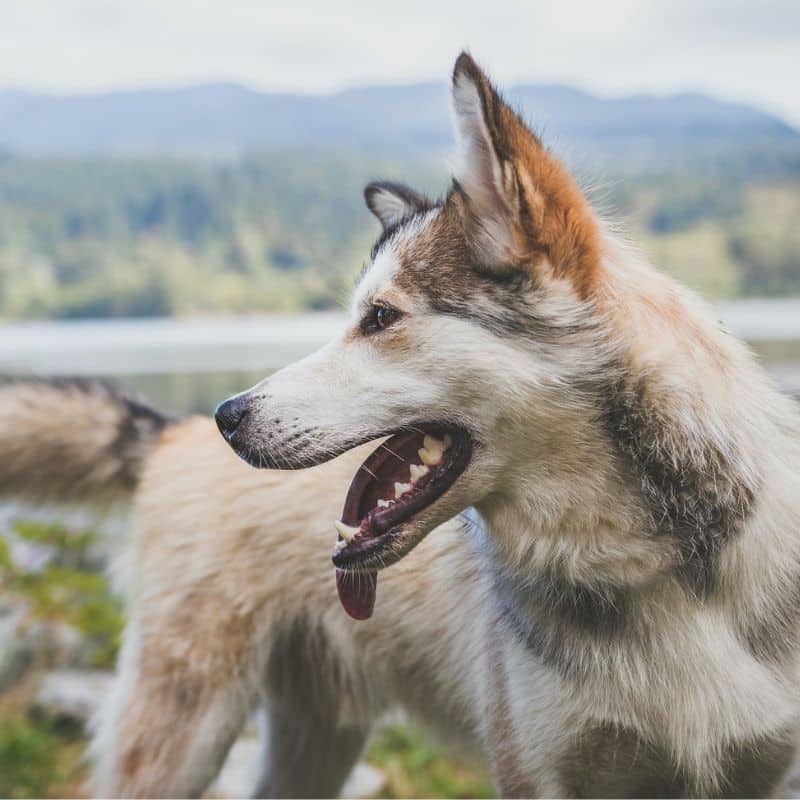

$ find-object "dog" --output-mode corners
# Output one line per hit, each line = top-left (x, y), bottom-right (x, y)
(2, 50), (799, 798)
(212, 52), (800, 797)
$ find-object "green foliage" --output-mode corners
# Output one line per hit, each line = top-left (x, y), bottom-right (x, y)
(726, 184), (800, 297)
(11, 519), (97, 556)
(1, 520), (123, 668)
(0, 150), (798, 320)
(0, 715), (85, 798)
(607, 168), (800, 298)
(0, 519), (117, 797)
(0, 152), (440, 319)
(367, 726), (494, 799)
(0, 536), (11, 571)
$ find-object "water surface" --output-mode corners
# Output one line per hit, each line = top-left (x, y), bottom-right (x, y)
(1, 304), (798, 414)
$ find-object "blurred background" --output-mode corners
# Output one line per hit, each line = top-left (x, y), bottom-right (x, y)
(0, 1), (799, 796)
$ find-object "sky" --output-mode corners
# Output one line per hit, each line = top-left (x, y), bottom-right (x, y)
(1, 0), (799, 126)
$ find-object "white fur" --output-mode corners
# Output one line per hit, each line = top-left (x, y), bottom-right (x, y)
(451, 69), (518, 265)
(366, 185), (418, 229)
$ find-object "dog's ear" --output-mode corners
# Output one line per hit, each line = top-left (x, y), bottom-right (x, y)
(451, 52), (600, 295)
(451, 52), (524, 268)
(364, 181), (431, 230)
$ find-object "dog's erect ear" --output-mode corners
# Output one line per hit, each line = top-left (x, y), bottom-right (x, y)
(450, 52), (600, 294)
(364, 181), (431, 231)
(451, 52), (523, 267)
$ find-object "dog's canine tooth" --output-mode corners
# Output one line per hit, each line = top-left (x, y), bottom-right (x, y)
(394, 482), (412, 498)
(333, 539), (347, 554)
(334, 521), (359, 542)
(423, 434), (444, 452)
(418, 447), (441, 466)
(419, 435), (446, 466)
(377, 499), (391, 508)
(410, 463), (429, 482)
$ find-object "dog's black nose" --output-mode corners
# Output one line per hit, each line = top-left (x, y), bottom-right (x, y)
(214, 394), (249, 441)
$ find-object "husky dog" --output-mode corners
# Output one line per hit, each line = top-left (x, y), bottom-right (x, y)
(2, 52), (799, 798)
(212, 53), (800, 796)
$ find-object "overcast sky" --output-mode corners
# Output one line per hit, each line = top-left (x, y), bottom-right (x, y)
(1, 0), (799, 125)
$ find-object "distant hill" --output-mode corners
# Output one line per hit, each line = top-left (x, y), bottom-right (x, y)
(1, 82), (797, 167)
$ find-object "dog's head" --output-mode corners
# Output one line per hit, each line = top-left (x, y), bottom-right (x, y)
(216, 53), (614, 617)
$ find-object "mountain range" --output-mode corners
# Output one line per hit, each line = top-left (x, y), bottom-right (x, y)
(1, 82), (798, 166)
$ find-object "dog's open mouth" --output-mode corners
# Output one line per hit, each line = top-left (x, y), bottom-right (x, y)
(333, 425), (472, 620)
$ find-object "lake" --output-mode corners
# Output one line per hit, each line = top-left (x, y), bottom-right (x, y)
(1, 302), (799, 414)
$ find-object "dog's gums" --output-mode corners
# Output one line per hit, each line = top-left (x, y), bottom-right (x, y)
(333, 427), (472, 620)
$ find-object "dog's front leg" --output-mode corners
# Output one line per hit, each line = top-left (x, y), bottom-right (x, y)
(89, 614), (258, 798)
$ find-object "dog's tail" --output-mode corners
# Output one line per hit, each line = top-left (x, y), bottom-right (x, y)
(0, 377), (174, 507)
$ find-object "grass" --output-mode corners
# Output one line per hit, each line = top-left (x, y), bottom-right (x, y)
(0, 715), (86, 799)
(367, 726), (493, 799)
(0, 519), (494, 798)
(1, 521), (123, 669)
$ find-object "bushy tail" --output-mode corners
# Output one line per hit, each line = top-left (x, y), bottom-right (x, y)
(0, 377), (174, 507)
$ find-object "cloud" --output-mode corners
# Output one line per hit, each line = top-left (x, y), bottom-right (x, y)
(0, 0), (798, 125)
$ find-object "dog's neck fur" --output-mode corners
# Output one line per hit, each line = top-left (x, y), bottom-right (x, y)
(478, 233), (800, 666)
(467, 243), (800, 784)
(479, 234), (780, 580)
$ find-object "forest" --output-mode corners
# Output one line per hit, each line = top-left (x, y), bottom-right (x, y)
(0, 145), (798, 320)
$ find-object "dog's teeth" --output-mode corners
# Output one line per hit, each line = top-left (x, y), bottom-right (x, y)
(377, 499), (391, 508)
(418, 447), (439, 466)
(333, 539), (346, 554)
(334, 521), (359, 543)
(423, 434), (444, 452)
(409, 463), (429, 482)
(419, 435), (445, 466)
(394, 482), (411, 498)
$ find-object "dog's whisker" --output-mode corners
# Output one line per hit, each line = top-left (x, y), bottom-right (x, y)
(379, 443), (405, 461)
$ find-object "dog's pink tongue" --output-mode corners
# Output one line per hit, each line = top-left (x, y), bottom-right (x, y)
(336, 569), (377, 620)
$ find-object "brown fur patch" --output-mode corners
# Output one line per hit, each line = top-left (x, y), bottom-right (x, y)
(116, 685), (199, 796)
(452, 52), (602, 298)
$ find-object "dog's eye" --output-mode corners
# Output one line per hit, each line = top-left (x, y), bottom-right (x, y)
(362, 304), (401, 334)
